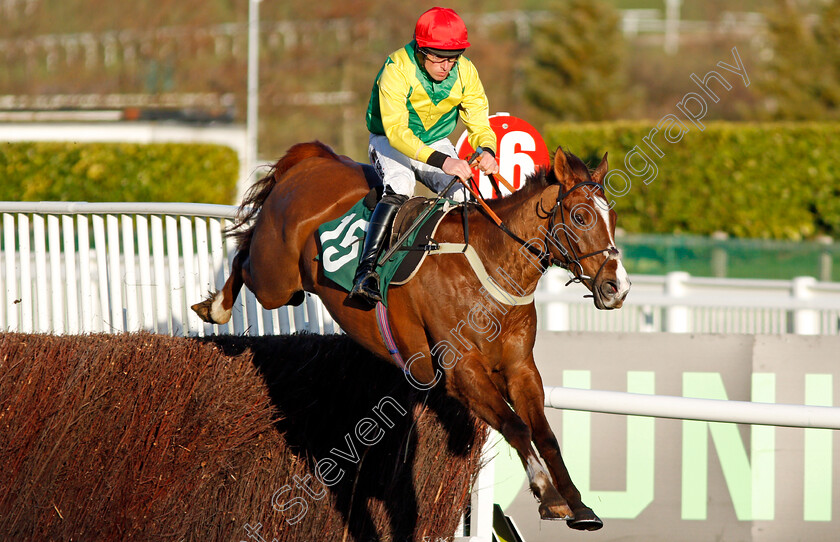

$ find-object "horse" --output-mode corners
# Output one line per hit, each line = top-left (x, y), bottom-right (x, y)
(192, 140), (630, 531)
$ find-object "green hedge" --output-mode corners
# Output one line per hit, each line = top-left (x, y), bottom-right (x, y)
(0, 142), (239, 204)
(542, 122), (840, 240)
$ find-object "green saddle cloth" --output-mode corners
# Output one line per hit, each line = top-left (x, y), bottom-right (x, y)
(316, 197), (451, 305)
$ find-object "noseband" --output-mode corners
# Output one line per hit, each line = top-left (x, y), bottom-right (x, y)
(540, 181), (620, 290)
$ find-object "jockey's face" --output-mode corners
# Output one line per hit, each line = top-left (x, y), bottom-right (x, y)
(422, 53), (458, 81)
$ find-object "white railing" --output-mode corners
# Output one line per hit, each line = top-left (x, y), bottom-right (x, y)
(0, 201), (337, 336)
(2, 202), (840, 337)
(544, 385), (840, 430)
(536, 271), (840, 335)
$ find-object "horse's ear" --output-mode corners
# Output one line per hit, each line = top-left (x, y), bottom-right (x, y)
(592, 152), (608, 185)
(552, 146), (572, 182)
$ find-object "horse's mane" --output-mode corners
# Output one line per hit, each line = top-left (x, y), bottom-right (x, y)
(486, 148), (591, 212)
(485, 166), (552, 212)
(228, 141), (340, 250)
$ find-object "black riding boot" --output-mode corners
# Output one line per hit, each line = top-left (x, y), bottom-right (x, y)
(349, 197), (403, 304)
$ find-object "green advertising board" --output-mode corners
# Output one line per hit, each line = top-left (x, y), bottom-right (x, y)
(496, 332), (839, 541)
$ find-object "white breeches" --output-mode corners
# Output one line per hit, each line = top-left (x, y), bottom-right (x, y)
(368, 133), (469, 202)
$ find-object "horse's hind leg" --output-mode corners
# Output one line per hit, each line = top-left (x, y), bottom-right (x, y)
(448, 357), (573, 521)
(191, 251), (247, 324)
(505, 358), (602, 531)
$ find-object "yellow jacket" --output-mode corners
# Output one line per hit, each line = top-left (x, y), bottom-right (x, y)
(367, 42), (497, 167)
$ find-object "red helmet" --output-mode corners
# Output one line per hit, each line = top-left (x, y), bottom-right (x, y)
(414, 7), (470, 51)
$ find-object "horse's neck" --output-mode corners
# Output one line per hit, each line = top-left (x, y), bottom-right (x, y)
(472, 184), (557, 295)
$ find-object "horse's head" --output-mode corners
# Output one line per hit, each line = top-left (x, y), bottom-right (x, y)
(542, 147), (630, 310)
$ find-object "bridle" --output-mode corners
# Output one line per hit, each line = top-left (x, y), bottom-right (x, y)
(491, 179), (620, 292)
(543, 181), (621, 288)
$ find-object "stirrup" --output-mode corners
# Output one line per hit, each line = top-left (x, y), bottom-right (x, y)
(349, 270), (382, 304)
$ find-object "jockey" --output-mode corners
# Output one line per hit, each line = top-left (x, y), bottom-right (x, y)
(350, 6), (500, 304)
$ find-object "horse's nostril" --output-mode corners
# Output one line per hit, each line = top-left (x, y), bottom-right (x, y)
(602, 281), (619, 296)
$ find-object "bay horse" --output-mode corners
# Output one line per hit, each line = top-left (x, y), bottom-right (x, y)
(192, 141), (630, 530)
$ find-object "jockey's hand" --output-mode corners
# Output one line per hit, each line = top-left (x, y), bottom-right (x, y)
(477, 152), (500, 176)
(442, 157), (474, 183)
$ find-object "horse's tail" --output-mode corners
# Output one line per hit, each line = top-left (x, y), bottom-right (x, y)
(227, 141), (341, 251)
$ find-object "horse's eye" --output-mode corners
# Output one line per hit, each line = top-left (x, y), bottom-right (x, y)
(573, 214), (585, 226)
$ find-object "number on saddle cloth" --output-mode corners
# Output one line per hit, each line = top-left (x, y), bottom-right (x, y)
(316, 195), (458, 305)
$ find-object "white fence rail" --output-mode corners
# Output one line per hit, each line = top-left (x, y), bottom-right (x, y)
(537, 271), (840, 335)
(544, 386), (840, 430)
(0, 201), (336, 336)
(2, 202), (840, 337)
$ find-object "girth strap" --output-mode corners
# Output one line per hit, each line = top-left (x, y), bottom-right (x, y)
(428, 243), (534, 306)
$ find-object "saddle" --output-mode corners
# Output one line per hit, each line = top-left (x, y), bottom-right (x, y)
(387, 197), (457, 286)
(384, 196), (534, 305)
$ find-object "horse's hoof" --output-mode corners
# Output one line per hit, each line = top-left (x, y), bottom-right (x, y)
(566, 508), (603, 531)
(538, 502), (573, 521)
(191, 293), (232, 325)
(191, 301), (213, 323)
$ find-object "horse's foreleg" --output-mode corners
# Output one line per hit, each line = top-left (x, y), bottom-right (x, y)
(191, 251), (247, 324)
(505, 362), (603, 531)
(448, 358), (573, 521)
